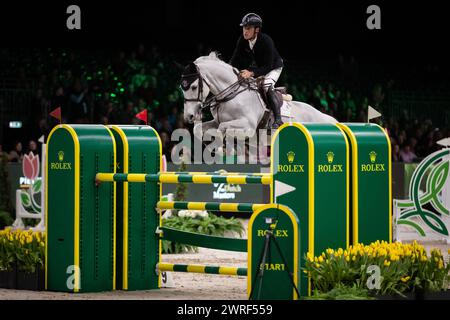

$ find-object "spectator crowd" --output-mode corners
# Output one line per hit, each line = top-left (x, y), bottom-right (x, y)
(0, 47), (448, 164)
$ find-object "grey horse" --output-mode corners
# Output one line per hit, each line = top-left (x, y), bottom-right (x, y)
(181, 52), (337, 140)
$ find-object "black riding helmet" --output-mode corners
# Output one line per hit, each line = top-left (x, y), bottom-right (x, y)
(240, 13), (262, 28)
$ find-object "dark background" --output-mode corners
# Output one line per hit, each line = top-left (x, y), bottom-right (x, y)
(1, 0), (449, 153)
(1, 0), (449, 65)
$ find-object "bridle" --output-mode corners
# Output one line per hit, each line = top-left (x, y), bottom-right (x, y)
(181, 64), (211, 104)
(181, 63), (254, 112)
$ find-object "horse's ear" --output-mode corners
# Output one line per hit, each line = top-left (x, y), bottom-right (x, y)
(208, 51), (222, 60)
(185, 61), (198, 74)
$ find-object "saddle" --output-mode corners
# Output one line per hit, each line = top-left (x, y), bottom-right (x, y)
(255, 77), (285, 107)
(255, 77), (291, 129)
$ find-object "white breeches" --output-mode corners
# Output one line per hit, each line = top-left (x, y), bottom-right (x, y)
(263, 67), (283, 92)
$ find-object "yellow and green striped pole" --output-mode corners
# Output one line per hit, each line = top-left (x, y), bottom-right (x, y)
(158, 263), (247, 276)
(157, 201), (266, 212)
(96, 172), (272, 185)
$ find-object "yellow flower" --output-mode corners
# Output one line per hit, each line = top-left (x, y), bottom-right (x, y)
(420, 256), (427, 262)
(430, 248), (441, 255)
(401, 276), (410, 283)
(315, 263), (320, 268)
(345, 256), (350, 262)
(306, 252), (314, 262)
(352, 256), (356, 261)
(438, 261), (444, 269)
(384, 260), (391, 267)
(318, 256), (324, 263)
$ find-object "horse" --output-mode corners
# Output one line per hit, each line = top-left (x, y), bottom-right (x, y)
(180, 52), (337, 140)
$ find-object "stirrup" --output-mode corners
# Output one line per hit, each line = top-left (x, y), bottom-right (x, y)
(271, 119), (283, 129)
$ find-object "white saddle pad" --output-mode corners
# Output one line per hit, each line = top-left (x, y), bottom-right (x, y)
(280, 101), (292, 118)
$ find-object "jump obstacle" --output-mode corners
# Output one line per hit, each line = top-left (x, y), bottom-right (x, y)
(45, 123), (391, 299)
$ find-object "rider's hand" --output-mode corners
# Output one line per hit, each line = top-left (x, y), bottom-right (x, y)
(240, 70), (254, 79)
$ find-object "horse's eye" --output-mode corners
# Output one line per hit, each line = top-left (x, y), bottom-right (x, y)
(191, 86), (197, 91)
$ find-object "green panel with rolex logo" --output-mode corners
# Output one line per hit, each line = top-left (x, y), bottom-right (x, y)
(109, 125), (161, 291)
(305, 124), (349, 255)
(271, 123), (349, 297)
(46, 124), (116, 292)
(46, 126), (76, 292)
(272, 124), (309, 296)
(338, 123), (392, 245)
(248, 205), (301, 300)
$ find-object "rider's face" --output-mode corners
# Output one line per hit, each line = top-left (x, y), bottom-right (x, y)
(243, 26), (257, 40)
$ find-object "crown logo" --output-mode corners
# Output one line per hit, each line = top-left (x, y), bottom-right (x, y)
(58, 151), (64, 162)
(287, 151), (295, 164)
(326, 151), (335, 164)
(369, 151), (377, 163)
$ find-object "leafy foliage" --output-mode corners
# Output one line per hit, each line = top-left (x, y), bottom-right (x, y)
(305, 241), (450, 297)
(161, 213), (245, 254)
(306, 284), (373, 300)
(0, 228), (45, 273)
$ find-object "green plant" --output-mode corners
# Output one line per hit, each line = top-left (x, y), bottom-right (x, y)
(305, 241), (450, 297)
(0, 228), (45, 273)
(306, 284), (373, 300)
(161, 212), (245, 254)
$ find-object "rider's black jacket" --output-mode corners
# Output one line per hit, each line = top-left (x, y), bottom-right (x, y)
(229, 32), (283, 78)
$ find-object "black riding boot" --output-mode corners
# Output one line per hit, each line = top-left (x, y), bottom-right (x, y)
(267, 87), (284, 129)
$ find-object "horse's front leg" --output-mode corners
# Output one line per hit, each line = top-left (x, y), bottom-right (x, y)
(193, 120), (219, 141)
(217, 119), (259, 162)
(217, 119), (256, 134)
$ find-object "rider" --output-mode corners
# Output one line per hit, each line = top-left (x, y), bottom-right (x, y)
(229, 13), (284, 128)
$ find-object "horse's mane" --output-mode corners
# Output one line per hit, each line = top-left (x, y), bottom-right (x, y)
(196, 51), (222, 62)
(195, 51), (238, 74)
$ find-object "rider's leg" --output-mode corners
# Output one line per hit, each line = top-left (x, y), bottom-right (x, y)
(267, 86), (283, 128)
(264, 68), (284, 128)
